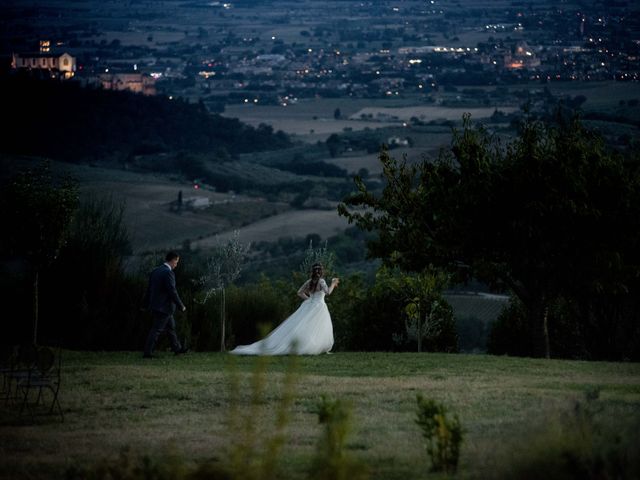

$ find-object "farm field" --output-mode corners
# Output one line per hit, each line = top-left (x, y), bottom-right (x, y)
(1, 352), (638, 480)
(0, 157), (300, 253)
(539, 81), (640, 111)
(191, 208), (350, 247)
(223, 101), (399, 142)
(348, 105), (519, 123)
(223, 100), (518, 143)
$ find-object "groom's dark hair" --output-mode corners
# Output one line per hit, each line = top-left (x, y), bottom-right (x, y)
(166, 251), (180, 262)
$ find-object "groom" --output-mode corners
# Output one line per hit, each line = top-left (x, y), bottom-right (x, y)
(142, 251), (188, 358)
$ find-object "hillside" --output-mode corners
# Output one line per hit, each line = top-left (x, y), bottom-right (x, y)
(0, 73), (291, 163)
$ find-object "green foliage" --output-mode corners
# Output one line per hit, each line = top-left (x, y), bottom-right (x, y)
(415, 395), (463, 474)
(1, 161), (78, 269)
(43, 196), (145, 349)
(225, 279), (295, 348)
(324, 273), (368, 351)
(486, 299), (531, 357)
(299, 239), (337, 281)
(64, 446), (215, 480)
(339, 116), (640, 359)
(198, 231), (250, 351)
(0, 161), (78, 344)
(199, 231), (250, 300)
(373, 267), (457, 352)
(490, 390), (640, 480)
(311, 396), (369, 480)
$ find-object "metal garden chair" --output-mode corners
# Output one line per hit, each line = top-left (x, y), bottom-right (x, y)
(18, 345), (63, 422)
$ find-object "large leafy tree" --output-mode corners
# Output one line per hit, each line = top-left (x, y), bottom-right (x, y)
(339, 116), (640, 358)
(1, 162), (78, 344)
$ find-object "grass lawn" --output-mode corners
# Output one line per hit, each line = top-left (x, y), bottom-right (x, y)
(1, 352), (639, 479)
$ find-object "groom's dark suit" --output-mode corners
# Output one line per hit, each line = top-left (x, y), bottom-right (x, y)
(143, 263), (186, 357)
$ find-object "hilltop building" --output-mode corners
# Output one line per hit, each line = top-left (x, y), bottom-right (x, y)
(98, 72), (156, 95)
(11, 52), (76, 79)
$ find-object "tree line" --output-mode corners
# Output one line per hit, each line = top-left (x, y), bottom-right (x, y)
(0, 73), (291, 164)
(339, 114), (640, 360)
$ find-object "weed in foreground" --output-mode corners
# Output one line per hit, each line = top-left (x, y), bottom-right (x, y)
(310, 395), (369, 480)
(226, 352), (299, 480)
(415, 394), (463, 474)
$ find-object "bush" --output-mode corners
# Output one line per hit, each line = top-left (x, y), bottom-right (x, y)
(486, 299), (530, 357)
(489, 390), (640, 480)
(311, 396), (369, 480)
(226, 280), (294, 348)
(40, 196), (150, 350)
(415, 395), (463, 474)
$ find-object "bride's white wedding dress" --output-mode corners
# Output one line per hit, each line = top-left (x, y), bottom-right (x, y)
(230, 279), (334, 355)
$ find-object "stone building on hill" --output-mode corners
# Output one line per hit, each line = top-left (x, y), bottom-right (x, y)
(11, 52), (76, 79)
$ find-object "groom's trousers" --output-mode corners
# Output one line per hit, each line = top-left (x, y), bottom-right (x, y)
(144, 311), (182, 355)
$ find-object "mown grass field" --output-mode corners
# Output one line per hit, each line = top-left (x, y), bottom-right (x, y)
(2, 352), (638, 479)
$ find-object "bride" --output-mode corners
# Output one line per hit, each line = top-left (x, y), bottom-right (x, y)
(230, 263), (339, 355)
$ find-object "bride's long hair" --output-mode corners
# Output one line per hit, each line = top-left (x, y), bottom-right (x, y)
(306, 263), (323, 294)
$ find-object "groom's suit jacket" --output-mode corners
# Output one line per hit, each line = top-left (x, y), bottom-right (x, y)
(144, 264), (185, 315)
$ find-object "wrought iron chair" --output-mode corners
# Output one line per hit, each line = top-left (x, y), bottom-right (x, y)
(3, 344), (38, 405)
(0, 345), (16, 399)
(18, 345), (63, 422)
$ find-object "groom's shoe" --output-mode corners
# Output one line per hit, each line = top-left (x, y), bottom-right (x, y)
(174, 347), (189, 356)
(143, 353), (154, 359)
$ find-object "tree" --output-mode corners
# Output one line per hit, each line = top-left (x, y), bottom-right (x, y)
(1, 162), (78, 344)
(299, 239), (336, 281)
(339, 115), (640, 358)
(374, 266), (456, 353)
(198, 231), (250, 351)
(49, 195), (136, 349)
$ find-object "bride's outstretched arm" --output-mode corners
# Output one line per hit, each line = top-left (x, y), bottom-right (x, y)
(323, 278), (340, 295)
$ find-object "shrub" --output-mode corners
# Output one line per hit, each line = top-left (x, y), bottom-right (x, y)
(226, 280), (293, 347)
(311, 396), (369, 480)
(489, 389), (640, 480)
(415, 395), (463, 474)
(486, 299), (530, 357)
